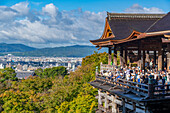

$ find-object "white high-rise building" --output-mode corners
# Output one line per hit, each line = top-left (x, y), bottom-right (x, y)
(0, 63), (4, 69)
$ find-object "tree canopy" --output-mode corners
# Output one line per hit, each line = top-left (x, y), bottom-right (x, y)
(0, 52), (108, 112)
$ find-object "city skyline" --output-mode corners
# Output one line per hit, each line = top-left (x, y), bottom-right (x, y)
(0, 0), (169, 48)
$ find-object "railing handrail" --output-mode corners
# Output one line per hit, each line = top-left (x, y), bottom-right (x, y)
(154, 84), (170, 87)
(118, 79), (148, 87)
(96, 64), (170, 98)
(95, 75), (170, 98)
(96, 76), (148, 96)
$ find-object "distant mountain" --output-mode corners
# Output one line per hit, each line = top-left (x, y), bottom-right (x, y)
(0, 43), (107, 57)
(0, 43), (36, 52)
(13, 45), (107, 57)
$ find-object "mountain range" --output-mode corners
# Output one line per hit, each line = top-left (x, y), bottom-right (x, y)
(0, 43), (36, 52)
(0, 43), (106, 57)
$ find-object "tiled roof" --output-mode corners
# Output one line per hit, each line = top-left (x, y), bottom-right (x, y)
(109, 18), (158, 40)
(16, 71), (35, 79)
(90, 13), (169, 44)
(146, 12), (170, 32)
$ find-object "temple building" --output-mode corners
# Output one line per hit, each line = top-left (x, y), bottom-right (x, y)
(89, 12), (170, 113)
(90, 12), (170, 71)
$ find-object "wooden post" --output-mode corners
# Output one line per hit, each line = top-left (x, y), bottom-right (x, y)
(125, 48), (127, 66)
(154, 51), (156, 68)
(132, 102), (136, 113)
(167, 44), (170, 71)
(143, 50), (146, 71)
(167, 52), (170, 71)
(104, 93), (108, 112)
(162, 48), (165, 71)
(148, 75), (154, 99)
(114, 49), (117, 66)
(120, 48), (123, 66)
(122, 98), (126, 113)
(108, 47), (112, 65)
(111, 95), (117, 113)
(158, 49), (162, 71)
(98, 90), (102, 113)
(138, 48), (141, 69)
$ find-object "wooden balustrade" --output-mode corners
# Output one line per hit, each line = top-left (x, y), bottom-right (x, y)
(95, 76), (170, 99)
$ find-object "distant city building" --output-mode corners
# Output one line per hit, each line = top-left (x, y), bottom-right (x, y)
(16, 71), (35, 79)
(0, 63), (4, 69)
(6, 63), (11, 68)
(0, 55), (82, 72)
(16, 63), (22, 71)
(23, 64), (28, 71)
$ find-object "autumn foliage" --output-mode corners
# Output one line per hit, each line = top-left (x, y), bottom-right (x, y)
(0, 52), (108, 112)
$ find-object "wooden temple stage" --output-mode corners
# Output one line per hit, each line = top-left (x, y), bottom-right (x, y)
(89, 12), (170, 113)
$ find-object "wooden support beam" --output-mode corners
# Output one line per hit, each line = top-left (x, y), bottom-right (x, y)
(104, 93), (108, 112)
(111, 95), (118, 113)
(162, 48), (165, 71)
(167, 52), (170, 71)
(158, 49), (162, 71)
(143, 50), (146, 71)
(154, 51), (157, 68)
(125, 48), (127, 66)
(114, 49), (117, 65)
(133, 102), (136, 113)
(98, 90), (102, 113)
(122, 98), (126, 113)
(138, 47), (141, 70)
(108, 47), (112, 65)
(167, 44), (170, 71)
(120, 48), (124, 66)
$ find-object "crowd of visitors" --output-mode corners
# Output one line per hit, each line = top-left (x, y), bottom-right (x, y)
(99, 65), (170, 86)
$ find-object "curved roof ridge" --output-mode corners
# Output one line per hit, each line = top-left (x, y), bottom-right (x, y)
(107, 12), (165, 19)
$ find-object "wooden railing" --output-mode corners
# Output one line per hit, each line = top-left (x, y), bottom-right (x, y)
(95, 75), (170, 99)
(100, 64), (115, 71)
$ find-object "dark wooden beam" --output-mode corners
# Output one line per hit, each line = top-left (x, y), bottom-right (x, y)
(108, 47), (112, 65)
(154, 51), (157, 68)
(143, 50), (146, 71)
(114, 48), (117, 65)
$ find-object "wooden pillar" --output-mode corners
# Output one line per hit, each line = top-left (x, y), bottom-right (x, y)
(154, 51), (157, 68)
(158, 49), (162, 71)
(167, 44), (170, 71)
(132, 102), (136, 113)
(104, 93), (108, 112)
(138, 48), (141, 69)
(146, 51), (150, 70)
(98, 90), (102, 113)
(120, 48), (123, 66)
(111, 95), (117, 113)
(122, 98), (126, 113)
(167, 52), (170, 71)
(114, 49), (117, 65)
(127, 52), (131, 67)
(143, 50), (146, 71)
(125, 48), (127, 66)
(108, 47), (112, 65)
(162, 48), (165, 71)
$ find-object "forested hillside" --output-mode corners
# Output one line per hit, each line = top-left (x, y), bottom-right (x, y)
(0, 52), (108, 112)
(13, 45), (106, 57)
(0, 43), (36, 52)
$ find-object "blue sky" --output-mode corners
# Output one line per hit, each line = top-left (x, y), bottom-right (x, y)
(1, 0), (170, 12)
(0, 0), (169, 48)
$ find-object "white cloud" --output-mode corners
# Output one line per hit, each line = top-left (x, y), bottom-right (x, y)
(0, 2), (106, 48)
(124, 4), (164, 13)
(42, 3), (58, 17)
(11, 2), (29, 15)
